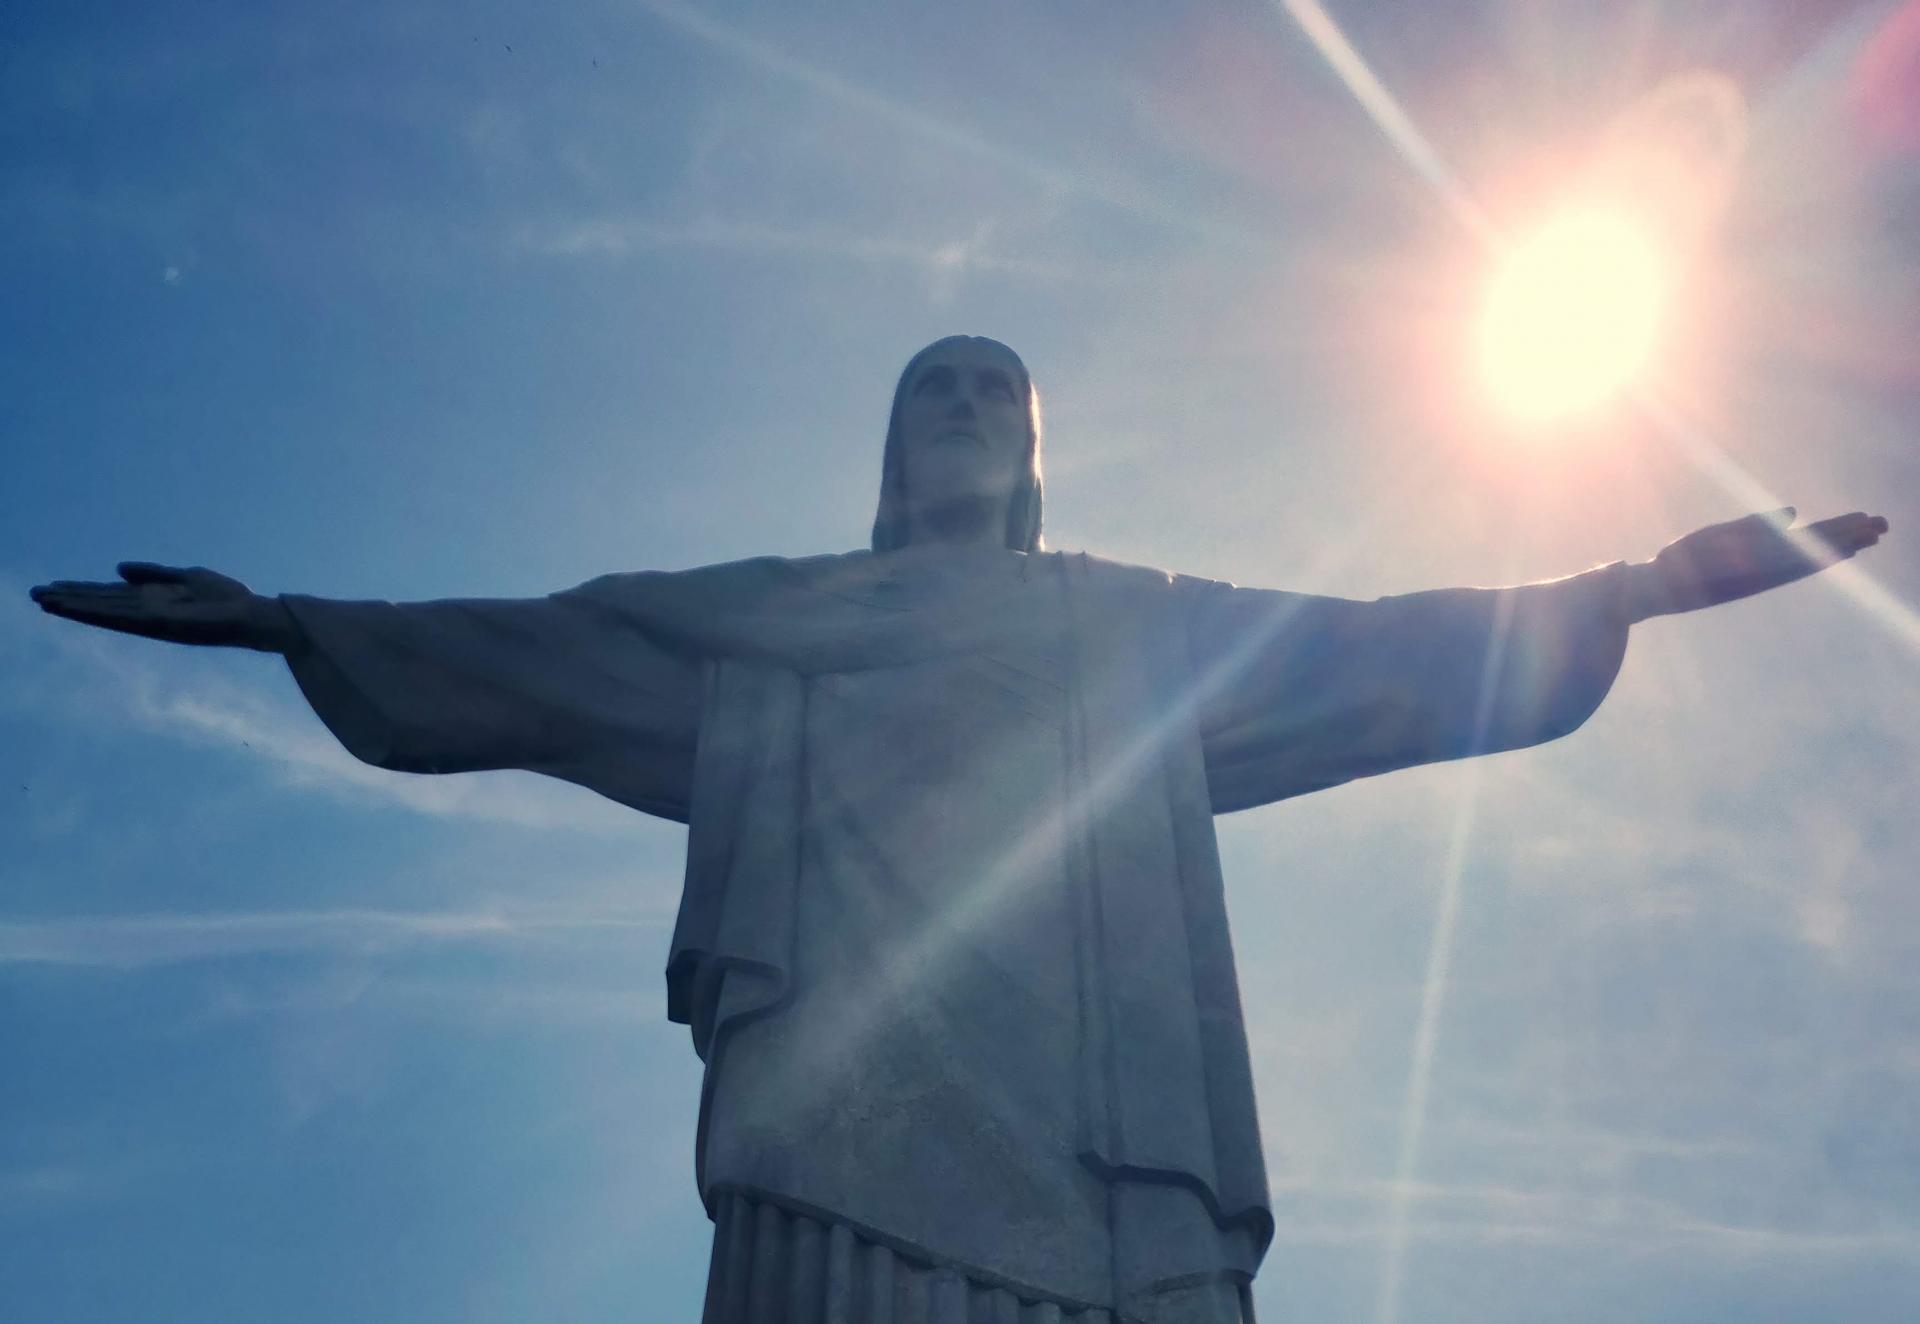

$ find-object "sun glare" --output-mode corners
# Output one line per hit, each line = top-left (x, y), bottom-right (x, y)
(1478, 207), (1668, 423)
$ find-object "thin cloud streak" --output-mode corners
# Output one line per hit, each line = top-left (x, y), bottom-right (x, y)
(220, 971), (665, 1028)
(1429, 1115), (1760, 1162)
(1271, 1213), (1920, 1257)
(629, 0), (1260, 252)
(0, 905), (671, 968)
(0, 1158), (160, 1215)
(515, 214), (1112, 284)
(1269, 1175), (1920, 1259)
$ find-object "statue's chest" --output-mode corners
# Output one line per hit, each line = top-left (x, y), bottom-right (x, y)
(807, 638), (1066, 797)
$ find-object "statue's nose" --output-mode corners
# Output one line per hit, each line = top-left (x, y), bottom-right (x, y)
(948, 396), (975, 419)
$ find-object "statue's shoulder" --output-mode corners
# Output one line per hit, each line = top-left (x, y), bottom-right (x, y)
(573, 550), (869, 596)
(576, 549), (1215, 616)
(1045, 548), (1191, 596)
(564, 554), (896, 639)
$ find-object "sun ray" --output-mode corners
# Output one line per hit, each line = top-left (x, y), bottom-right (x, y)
(1639, 390), (1920, 650)
(1272, 0), (1498, 244)
(1264, 6), (1916, 1323)
(1377, 583), (1516, 1324)
(764, 507), (1403, 1126)
(1275, 0), (1916, 652)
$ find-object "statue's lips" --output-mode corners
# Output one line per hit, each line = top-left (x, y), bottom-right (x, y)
(934, 429), (982, 445)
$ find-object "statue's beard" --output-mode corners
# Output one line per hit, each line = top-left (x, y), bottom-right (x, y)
(911, 494), (1003, 546)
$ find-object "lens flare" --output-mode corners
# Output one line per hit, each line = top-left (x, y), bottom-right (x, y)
(1478, 207), (1668, 422)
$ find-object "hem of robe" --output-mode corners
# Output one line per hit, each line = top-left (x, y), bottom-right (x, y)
(702, 1186), (1256, 1324)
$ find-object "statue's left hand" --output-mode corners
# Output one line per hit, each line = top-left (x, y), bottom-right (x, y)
(1627, 508), (1890, 621)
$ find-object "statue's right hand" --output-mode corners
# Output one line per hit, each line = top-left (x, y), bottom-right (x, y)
(28, 562), (296, 652)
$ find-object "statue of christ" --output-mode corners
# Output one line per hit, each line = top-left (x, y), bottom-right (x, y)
(30, 336), (1889, 1324)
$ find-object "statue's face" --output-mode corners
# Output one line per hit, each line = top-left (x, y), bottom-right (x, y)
(895, 340), (1029, 525)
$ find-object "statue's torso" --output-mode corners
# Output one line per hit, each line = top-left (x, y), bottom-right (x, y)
(701, 556), (1116, 1297)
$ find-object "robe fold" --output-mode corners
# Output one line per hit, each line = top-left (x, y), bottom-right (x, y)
(282, 547), (1630, 1320)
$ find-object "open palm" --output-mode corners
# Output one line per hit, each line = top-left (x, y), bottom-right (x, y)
(1648, 508), (1889, 616)
(28, 562), (275, 649)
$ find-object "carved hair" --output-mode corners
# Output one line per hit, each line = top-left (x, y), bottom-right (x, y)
(870, 336), (1045, 553)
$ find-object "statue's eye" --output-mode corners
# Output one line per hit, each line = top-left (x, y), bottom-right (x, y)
(981, 373), (1017, 401)
(915, 367), (955, 395)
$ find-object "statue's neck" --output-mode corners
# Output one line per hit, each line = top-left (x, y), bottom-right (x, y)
(907, 495), (1009, 551)
(880, 537), (1028, 586)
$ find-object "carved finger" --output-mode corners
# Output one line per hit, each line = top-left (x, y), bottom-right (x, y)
(37, 597), (127, 624)
(38, 585), (187, 624)
(1808, 514), (1880, 555)
(39, 582), (140, 601)
(118, 561), (190, 584)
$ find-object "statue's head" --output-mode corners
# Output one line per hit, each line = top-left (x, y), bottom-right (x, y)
(871, 335), (1044, 553)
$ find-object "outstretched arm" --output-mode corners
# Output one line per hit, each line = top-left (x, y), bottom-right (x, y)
(29, 560), (702, 820)
(1621, 509), (1889, 623)
(30, 562), (303, 653)
(1184, 506), (1888, 812)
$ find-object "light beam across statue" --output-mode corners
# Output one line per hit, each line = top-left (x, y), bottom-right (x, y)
(1477, 206), (1669, 423)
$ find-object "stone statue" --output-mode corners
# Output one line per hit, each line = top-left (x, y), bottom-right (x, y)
(29, 336), (1890, 1324)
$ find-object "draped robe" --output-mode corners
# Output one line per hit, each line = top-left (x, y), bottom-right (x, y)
(280, 546), (1631, 1322)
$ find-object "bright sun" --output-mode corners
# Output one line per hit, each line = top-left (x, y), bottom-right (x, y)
(1478, 206), (1669, 423)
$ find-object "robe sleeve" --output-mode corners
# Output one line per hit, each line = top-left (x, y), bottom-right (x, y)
(278, 580), (702, 822)
(1180, 562), (1633, 812)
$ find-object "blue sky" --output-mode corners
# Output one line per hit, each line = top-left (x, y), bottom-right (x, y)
(4, 1), (1919, 1320)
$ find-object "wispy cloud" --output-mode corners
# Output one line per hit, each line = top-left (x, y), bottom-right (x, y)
(0, 904), (671, 968)
(0, 1164), (117, 1212)
(628, 0), (1254, 251)
(512, 212), (1113, 292)
(195, 968), (668, 1029)
(1266, 1171), (1920, 1257)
